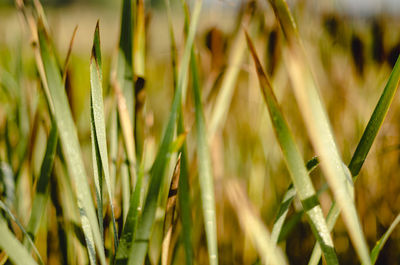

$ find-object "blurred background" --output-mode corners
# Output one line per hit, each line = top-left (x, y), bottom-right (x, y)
(0, 0), (400, 264)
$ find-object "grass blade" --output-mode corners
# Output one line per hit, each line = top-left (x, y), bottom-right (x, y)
(113, 0), (137, 198)
(267, 1), (371, 263)
(308, 54), (400, 265)
(349, 54), (400, 178)
(117, 0), (135, 122)
(134, 0), (145, 79)
(37, 19), (106, 265)
(127, 1), (203, 264)
(114, 166), (144, 265)
(114, 83), (137, 197)
(191, 50), (219, 265)
(0, 201), (43, 264)
(62, 25), (78, 83)
(271, 157), (319, 244)
(0, 217), (38, 265)
(226, 181), (288, 265)
(246, 33), (338, 264)
(161, 155), (181, 265)
(370, 213), (400, 264)
(26, 119), (58, 241)
(90, 21), (119, 251)
(164, 0), (194, 261)
(270, 184), (296, 245)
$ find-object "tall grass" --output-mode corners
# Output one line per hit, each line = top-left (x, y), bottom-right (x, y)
(0, 0), (399, 264)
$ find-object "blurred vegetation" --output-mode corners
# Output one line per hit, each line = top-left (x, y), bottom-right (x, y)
(0, 0), (400, 264)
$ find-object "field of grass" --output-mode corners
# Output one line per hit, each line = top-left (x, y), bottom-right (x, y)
(0, 0), (400, 264)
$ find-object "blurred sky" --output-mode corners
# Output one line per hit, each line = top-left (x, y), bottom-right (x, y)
(335, 0), (400, 16)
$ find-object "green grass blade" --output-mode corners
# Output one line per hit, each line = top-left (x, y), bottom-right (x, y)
(91, 112), (104, 241)
(127, 1), (203, 264)
(176, 116), (194, 265)
(26, 119), (58, 241)
(117, 0), (135, 122)
(271, 157), (319, 244)
(114, 0), (137, 195)
(0, 217), (38, 265)
(246, 33), (338, 264)
(37, 19), (106, 265)
(114, 167), (144, 264)
(226, 181), (288, 265)
(349, 54), (400, 178)
(90, 21), (118, 251)
(308, 54), (400, 265)
(0, 201), (43, 264)
(370, 213), (400, 264)
(164, 0), (194, 261)
(267, 1), (371, 263)
(191, 50), (219, 265)
(270, 184), (296, 244)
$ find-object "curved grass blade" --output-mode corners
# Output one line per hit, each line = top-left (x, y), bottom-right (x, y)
(37, 19), (106, 265)
(26, 119), (58, 241)
(308, 54), (400, 265)
(270, 184), (296, 244)
(90, 21), (119, 251)
(246, 33), (338, 264)
(0, 201), (43, 265)
(0, 217), (38, 265)
(127, 1), (203, 264)
(349, 54), (400, 178)
(226, 181), (288, 265)
(370, 213), (400, 264)
(271, 157), (319, 244)
(191, 50), (219, 265)
(267, 1), (371, 263)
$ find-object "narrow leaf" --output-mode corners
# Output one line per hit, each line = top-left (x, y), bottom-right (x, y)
(246, 32), (338, 264)
(191, 50), (219, 265)
(271, 157), (320, 244)
(370, 213), (400, 264)
(0, 217), (38, 265)
(37, 19), (105, 265)
(26, 119), (58, 241)
(127, 1), (203, 264)
(267, 0), (371, 263)
(90, 21), (119, 250)
(164, 0), (194, 261)
(0, 201), (43, 265)
(309, 54), (400, 265)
